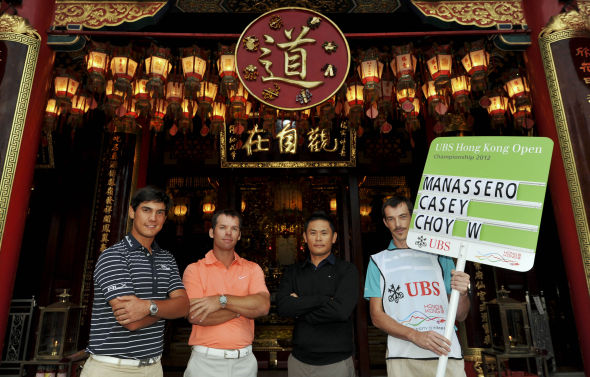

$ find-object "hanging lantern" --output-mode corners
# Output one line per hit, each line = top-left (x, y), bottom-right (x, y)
(149, 98), (167, 132)
(202, 192), (216, 215)
(426, 44), (453, 88)
(173, 203), (188, 218)
(85, 42), (109, 93)
(124, 98), (139, 119)
(422, 80), (448, 115)
(234, 101), (252, 128)
(44, 98), (61, 130)
(396, 85), (417, 113)
(110, 45), (138, 94)
(376, 77), (394, 117)
(165, 75), (184, 116)
(229, 81), (249, 116)
(330, 198), (337, 213)
(197, 79), (219, 114)
(181, 46), (208, 99)
(346, 81), (364, 128)
(391, 43), (418, 92)
(509, 102), (534, 130)
(422, 80), (442, 104)
(45, 98), (60, 118)
(54, 71), (79, 105)
(357, 48), (383, 91)
(70, 93), (90, 115)
(461, 40), (489, 92)
(487, 94), (509, 116)
(106, 79), (126, 110)
(121, 98), (139, 131)
(211, 98), (226, 133)
(68, 93), (91, 127)
(202, 202), (216, 215)
(217, 44), (237, 93)
(404, 98), (421, 131)
(145, 45), (172, 98)
(346, 82), (364, 107)
(487, 92), (509, 127)
(132, 75), (151, 114)
(178, 99), (197, 134)
(451, 74), (471, 111)
(504, 73), (530, 103)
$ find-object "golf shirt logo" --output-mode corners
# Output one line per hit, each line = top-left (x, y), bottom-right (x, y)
(105, 283), (128, 292)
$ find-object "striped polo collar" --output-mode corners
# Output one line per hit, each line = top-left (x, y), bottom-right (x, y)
(124, 233), (162, 253)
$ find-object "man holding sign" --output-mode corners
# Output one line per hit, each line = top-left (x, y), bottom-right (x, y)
(364, 196), (471, 377)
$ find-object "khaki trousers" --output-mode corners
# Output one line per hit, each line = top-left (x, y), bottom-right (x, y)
(288, 355), (356, 377)
(386, 358), (466, 377)
(80, 355), (163, 377)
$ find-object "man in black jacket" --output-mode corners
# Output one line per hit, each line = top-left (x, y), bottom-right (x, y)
(277, 211), (359, 377)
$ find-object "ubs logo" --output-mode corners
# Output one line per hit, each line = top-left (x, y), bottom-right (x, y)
(388, 284), (404, 303)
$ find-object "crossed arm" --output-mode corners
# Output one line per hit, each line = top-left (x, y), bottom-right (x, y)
(276, 264), (359, 324)
(187, 292), (270, 326)
(109, 289), (189, 331)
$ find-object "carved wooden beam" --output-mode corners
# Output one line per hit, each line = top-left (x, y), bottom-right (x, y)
(53, 1), (167, 29)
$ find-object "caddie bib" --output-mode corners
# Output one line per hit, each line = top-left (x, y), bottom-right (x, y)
(371, 248), (462, 359)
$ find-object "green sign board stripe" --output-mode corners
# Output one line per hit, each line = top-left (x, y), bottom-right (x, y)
(452, 221), (539, 250)
(411, 211), (538, 232)
(417, 176), (546, 204)
(467, 201), (542, 226)
(515, 184), (546, 203)
(416, 192), (542, 212)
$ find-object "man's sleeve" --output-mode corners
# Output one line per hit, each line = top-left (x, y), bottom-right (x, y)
(248, 263), (270, 295)
(94, 249), (135, 302)
(167, 255), (185, 294)
(302, 263), (359, 325)
(276, 265), (328, 318)
(363, 258), (382, 299)
(439, 256), (455, 295)
(182, 263), (204, 299)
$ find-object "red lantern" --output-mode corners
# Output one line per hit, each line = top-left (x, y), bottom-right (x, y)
(181, 46), (208, 99)
(110, 45), (138, 94)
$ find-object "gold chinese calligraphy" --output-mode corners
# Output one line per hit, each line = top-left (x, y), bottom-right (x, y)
(236, 7), (350, 111)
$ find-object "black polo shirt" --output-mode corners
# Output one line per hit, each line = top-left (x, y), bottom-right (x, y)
(87, 234), (184, 359)
(277, 253), (359, 365)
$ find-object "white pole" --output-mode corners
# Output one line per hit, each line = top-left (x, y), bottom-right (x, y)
(435, 243), (468, 377)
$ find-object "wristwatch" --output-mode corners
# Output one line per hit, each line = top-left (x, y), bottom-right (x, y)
(219, 295), (228, 308)
(149, 300), (159, 316)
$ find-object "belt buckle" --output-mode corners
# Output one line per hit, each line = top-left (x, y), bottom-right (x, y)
(138, 358), (151, 367)
(223, 350), (239, 359)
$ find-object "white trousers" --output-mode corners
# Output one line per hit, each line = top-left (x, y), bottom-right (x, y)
(183, 346), (258, 377)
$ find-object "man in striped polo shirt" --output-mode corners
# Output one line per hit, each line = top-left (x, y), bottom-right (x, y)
(82, 186), (189, 377)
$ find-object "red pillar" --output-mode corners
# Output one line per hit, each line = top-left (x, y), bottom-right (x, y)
(0, 1), (56, 352)
(522, 0), (590, 373)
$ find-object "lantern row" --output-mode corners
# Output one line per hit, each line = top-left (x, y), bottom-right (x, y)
(45, 40), (533, 136)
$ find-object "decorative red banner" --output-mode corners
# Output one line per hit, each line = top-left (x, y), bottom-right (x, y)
(236, 7), (350, 111)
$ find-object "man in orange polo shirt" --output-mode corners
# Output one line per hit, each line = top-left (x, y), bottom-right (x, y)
(182, 209), (270, 377)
